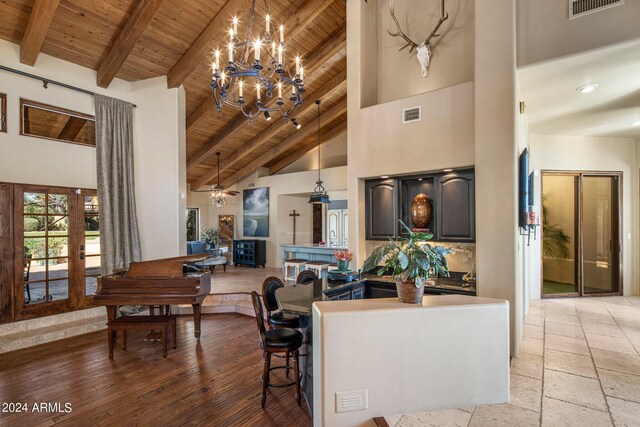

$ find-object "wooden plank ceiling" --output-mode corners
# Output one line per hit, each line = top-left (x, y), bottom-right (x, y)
(0, 0), (347, 190)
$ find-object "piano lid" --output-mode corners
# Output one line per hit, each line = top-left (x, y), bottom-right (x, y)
(125, 254), (210, 277)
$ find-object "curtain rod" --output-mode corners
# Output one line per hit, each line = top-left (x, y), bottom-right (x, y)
(0, 65), (137, 108)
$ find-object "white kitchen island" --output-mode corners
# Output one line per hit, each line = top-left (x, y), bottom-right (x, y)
(312, 295), (510, 426)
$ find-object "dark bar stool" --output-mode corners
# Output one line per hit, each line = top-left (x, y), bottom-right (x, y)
(296, 269), (318, 284)
(251, 291), (302, 408)
(262, 277), (300, 329)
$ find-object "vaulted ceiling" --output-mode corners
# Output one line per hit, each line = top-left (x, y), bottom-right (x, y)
(0, 0), (347, 190)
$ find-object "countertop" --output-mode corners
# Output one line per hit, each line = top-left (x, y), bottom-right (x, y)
(280, 244), (348, 249)
(276, 274), (477, 316)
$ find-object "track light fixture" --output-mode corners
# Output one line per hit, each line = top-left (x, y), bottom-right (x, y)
(263, 111), (271, 121)
(291, 118), (301, 129)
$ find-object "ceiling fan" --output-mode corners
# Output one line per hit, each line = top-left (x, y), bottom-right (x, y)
(193, 152), (239, 207)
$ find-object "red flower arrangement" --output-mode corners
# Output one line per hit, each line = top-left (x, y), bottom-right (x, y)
(333, 250), (353, 261)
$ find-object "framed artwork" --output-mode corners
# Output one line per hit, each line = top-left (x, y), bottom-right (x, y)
(219, 215), (234, 245)
(243, 188), (269, 237)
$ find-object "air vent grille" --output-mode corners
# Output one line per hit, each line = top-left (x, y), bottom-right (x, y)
(569, 0), (623, 19)
(402, 106), (421, 124)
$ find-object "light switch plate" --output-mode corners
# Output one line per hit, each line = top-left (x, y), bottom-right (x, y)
(335, 389), (368, 413)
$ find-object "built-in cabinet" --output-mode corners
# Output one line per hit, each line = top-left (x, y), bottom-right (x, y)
(435, 172), (475, 242)
(365, 169), (475, 242)
(325, 282), (365, 301)
(365, 179), (398, 240)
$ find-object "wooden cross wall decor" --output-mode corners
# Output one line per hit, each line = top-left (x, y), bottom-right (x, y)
(290, 210), (301, 245)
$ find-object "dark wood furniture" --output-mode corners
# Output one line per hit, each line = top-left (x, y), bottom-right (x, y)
(296, 269), (318, 284)
(365, 178), (399, 240)
(325, 282), (365, 300)
(251, 291), (303, 408)
(262, 276), (300, 329)
(107, 315), (177, 359)
(233, 239), (266, 268)
(95, 255), (211, 339)
(436, 171), (475, 242)
(365, 169), (475, 242)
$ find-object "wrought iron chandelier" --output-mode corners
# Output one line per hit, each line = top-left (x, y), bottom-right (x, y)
(209, 0), (305, 123)
(308, 100), (330, 204)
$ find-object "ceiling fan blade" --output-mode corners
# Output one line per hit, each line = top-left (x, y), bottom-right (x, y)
(225, 191), (239, 196)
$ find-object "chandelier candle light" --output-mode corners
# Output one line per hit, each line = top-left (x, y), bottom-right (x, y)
(210, 0), (305, 123)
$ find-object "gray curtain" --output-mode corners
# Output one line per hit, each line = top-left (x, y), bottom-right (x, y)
(94, 94), (141, 275)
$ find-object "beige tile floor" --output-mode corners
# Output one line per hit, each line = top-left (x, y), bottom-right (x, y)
(387, 296), (640, 427)
(209, 265), (282, 294)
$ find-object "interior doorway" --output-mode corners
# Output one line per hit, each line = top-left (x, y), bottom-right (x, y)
(541, 171), (622, 298)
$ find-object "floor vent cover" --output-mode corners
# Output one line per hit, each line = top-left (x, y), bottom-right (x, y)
(569, 0), (623, 19)
(402, 106), (421, 124)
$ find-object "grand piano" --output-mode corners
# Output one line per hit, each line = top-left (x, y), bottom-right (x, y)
(94, 255), (212, 339)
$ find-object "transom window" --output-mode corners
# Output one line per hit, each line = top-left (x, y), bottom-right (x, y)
(20, 99), (96, 146)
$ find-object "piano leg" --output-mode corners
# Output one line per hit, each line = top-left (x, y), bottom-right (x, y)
(106, 305), (117, 322)
(193, 304), (202, 339)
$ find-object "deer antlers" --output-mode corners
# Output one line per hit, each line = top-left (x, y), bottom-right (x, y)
(388, 0), (449, 52)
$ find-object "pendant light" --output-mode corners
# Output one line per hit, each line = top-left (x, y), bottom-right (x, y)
(210, 152), (227, 208)
(308, 99), (330, 204)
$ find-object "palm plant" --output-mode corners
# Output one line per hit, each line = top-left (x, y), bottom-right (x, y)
(362, 220), (452, 287)
(542, 196), (571, 259)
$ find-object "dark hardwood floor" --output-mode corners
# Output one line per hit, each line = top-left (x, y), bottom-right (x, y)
(0, 314), (312, 426)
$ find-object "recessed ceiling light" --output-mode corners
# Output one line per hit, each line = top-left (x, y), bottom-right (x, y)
(630, 120), (640, 127)
(443, 168), (453, 172)
(576, 84), (599, 94)
(381, 175), (389, 179)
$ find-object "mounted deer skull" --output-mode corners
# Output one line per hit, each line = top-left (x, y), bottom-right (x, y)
(388, 0), (449, 78)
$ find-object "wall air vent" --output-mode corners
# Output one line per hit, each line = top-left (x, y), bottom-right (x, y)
(569, 0), (623, 19)
(402, 106), (421, 124)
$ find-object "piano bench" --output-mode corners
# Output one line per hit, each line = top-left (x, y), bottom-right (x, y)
(107, 315), (177, 359)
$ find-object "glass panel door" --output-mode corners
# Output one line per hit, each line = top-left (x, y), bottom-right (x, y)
(542, 174), (579, 296)
(17, 185), (77, 316)
(582, 176), (620, 295)
(79, 192), (101, 304)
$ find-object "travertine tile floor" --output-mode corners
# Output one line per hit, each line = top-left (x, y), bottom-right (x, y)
(387, 296), (640, 427)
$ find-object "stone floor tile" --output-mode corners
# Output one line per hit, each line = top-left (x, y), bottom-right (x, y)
(577, 311), (617, 325)
(524, 313), (545, 327)
(591, 348), (640, 377)
(585, 333), (638, 355)
(545, 312), (581, 326)
(510, 374), (542, 413)
(581, 321), (626, 338)
(511, 353), (544, 380)
(522, 337), (544, 357)
(543, 369), (607, 411)
(541, 397), (612, 427)
(524, 324), (544, 340)
(544, 333), (590, 356)
(546, 321), (585, 339)
(544, 349), (597, 378)
(397, 409), (472, 427)
(469, 404), (539, 427)
(606, 396), (640, 427)
(598, 369), (640, 403)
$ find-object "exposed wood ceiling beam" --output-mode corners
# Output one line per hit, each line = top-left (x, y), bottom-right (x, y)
(268, 127), (346, 175)
(166, 0), (244, 89)
(185, 6), (344, 134)
(57, 116), (86, 141)
(219, 98), (347, 189)
(168, 0), (333, 89)
(190, 70), (346, 190)
(20, 0), (61, 66)
(186, 27), (346, 171)
(96, 0), (164, 88)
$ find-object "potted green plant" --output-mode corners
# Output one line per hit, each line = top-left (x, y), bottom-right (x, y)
(200, 226), (220, 251)
(362, 221), (453, 304)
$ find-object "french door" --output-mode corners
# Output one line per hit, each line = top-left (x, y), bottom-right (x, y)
(541, 172), (621, 298)
(0, 183), (100, 322)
